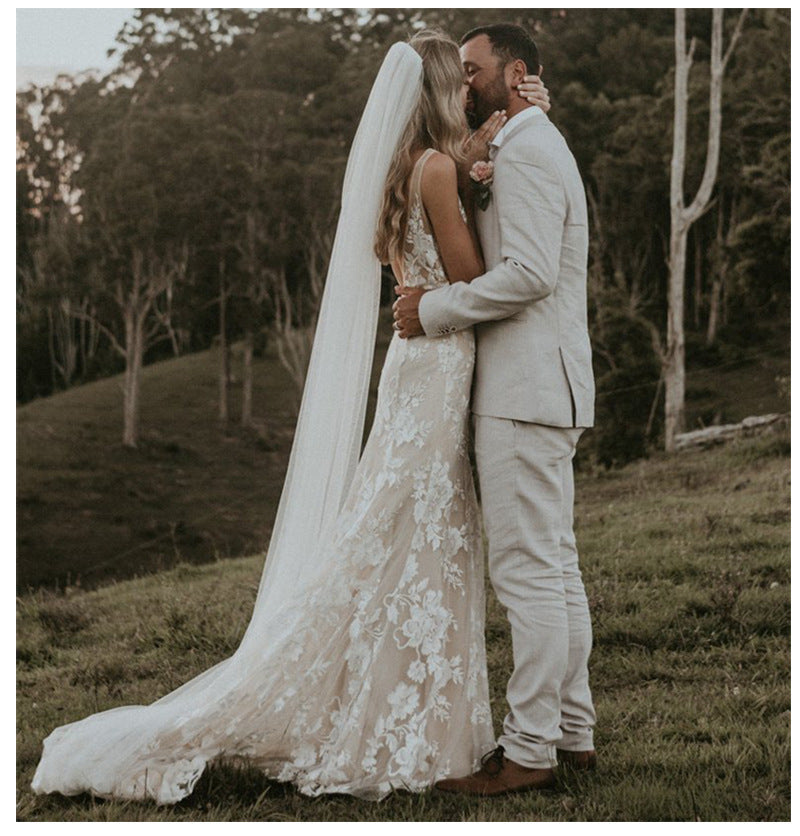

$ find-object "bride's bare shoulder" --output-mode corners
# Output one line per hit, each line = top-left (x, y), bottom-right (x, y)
(422, 149), (456, 174)
(420, 150), (457, 194)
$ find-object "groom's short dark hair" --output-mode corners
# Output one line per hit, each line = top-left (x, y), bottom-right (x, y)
(460, 23), (540, 76)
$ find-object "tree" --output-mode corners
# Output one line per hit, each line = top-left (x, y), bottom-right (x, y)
(84, 238), (189, 446)
(62, 80), (197, 446)
(16, 205), (101, 390)
(16, 78), (113, 398)
(664, 8), (746, 451)
(268, 214), (332, 408)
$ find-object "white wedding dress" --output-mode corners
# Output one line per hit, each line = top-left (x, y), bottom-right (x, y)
(31, 147), (495, 804)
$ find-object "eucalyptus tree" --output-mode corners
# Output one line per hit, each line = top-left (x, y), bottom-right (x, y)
(665, 8), (746, 451)
(53, 45), (203, 445)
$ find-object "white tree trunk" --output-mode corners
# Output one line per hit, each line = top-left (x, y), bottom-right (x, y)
(63, 243), (186, 447)
(269, 220), (330, 410)
(693, 233), (703, 330)
(122, 307), (143, 448)
(707, 196), (737, 346)
(78, 297), (101, 377)
(78, 305), (87, 377)
(706, 208), (725, 346)
(665, 8), (745, 451)
(45, 307), (58, 391)
(665, 220), (688, 448)
(218, 256), (230, 424)
(241, 329), (253, 427)
(49, 297), (79, 387)
(706, 278), (722, 345)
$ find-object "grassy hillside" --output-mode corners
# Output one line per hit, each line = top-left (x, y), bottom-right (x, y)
(16, 311), (790, 593)
(16, 313), (396, 592)
(17, 426), (790, 821)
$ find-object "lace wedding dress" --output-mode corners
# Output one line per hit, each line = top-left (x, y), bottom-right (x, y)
(31, 147), (495, 804)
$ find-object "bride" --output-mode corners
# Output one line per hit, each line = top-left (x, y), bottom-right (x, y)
(31, 31), (548, 805)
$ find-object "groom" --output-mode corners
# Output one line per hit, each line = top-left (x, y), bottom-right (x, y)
(393, 23), (596, 795)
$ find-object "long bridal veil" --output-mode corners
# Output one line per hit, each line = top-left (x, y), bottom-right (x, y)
(31, 43), (424, 804)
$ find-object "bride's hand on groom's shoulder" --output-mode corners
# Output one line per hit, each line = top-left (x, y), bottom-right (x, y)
(515, 75), (550, 112)
(462, 110), (507, 175)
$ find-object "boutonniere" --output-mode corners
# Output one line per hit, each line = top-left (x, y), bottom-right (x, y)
(469, 160), (494, 211)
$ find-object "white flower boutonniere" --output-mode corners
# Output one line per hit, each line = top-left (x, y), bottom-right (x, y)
(469, 161), (494, 211)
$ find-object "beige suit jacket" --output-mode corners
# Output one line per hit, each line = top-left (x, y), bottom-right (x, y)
(418, 107), (594, 428)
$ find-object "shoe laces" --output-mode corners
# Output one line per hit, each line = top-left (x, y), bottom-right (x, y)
(480, 745), (506, 777)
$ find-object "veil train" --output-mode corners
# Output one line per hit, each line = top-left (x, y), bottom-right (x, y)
(31, 43), (425, 804)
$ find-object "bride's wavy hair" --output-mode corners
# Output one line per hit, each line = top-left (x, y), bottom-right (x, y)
(374, 30), (467, 265)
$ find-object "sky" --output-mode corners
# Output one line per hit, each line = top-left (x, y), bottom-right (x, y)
(16, 7), (136, 90)
(14, 3), (752, 92)
(12, 4), (331, 90)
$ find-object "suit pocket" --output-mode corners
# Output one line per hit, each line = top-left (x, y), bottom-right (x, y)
(560, 344), (594, 392)
(559, 347), (578, 426)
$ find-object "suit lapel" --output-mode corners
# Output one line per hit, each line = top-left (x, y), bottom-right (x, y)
(479, 111), (547, 265)
(476, 175), (500, 268)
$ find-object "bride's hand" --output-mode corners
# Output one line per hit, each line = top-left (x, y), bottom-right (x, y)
(515, 75), (551, 113)
(463, 110), (507, 171)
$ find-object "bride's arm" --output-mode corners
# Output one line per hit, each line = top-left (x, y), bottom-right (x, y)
(420, 152), (484, 284)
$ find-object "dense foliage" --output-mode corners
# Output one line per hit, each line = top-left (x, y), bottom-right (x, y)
(16, 8), (790, 463)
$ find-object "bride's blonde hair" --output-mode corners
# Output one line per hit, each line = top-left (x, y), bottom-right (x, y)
(374, 30), (467, 265)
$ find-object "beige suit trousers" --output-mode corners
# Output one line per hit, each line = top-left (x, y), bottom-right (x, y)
(474, 415), (596, 769)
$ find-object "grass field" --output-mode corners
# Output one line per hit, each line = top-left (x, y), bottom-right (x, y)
(16, 425), (790, 822)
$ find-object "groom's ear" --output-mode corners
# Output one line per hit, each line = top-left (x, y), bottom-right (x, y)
(507, 58), (528, 87)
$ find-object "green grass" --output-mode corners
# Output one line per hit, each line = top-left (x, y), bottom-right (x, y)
(16, 426), (790, 821)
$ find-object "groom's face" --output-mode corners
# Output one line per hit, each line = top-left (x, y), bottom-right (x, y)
(461, 34), (511, 129)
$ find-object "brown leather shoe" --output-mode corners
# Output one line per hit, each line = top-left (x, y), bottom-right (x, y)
(435, 746), (556, 796)
(556, 748), (597, 771)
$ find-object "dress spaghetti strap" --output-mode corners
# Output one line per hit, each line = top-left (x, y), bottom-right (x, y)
(396, 148), (437, 286)
(409, 147), (436, 233)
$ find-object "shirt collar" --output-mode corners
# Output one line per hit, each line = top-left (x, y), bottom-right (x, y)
(490, 105), (543, 152)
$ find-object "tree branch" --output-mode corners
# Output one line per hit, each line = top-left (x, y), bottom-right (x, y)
(723, 9), (748, 69)
(687, 35), (697, 67)
(68, 307), (126, 358)
(683, 9), (741, 225)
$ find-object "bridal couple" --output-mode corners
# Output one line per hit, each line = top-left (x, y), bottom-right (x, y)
(32, 23), (596, 805)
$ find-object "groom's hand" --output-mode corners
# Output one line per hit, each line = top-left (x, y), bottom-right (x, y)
(392, 286), (427, 339)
